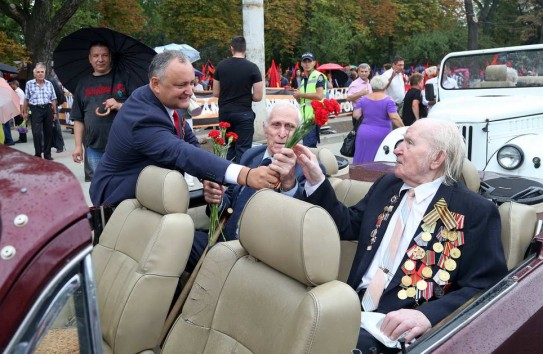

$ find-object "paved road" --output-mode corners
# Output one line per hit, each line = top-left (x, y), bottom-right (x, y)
(8, 122), (351, 207)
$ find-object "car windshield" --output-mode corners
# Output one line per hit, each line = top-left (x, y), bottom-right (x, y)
(441, 46), (543, 90)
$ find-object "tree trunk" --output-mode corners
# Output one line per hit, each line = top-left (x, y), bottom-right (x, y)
(464, 0), (479, 50)
(0, 0), (86, 76)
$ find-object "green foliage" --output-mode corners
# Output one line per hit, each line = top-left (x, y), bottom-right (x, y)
(0, 31), (29, 64)
(398, 28), (468, 66)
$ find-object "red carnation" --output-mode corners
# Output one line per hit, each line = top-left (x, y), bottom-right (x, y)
(208, 130), (220, 138)
(226, 132), (238, 142)
(323, 99), (334, 112)
(311, 100), (322, 111)
(215, 137), (225, 145)
(314, 109), (329, 126)
(219, 122), (231, 129)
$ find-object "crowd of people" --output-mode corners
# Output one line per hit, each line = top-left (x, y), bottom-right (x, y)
(2, 37), (509, 353)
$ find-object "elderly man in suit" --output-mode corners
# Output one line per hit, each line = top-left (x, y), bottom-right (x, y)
(188, 101), (309, 270)
(293, 119), (507, 352)
(90, 51), (278, 207)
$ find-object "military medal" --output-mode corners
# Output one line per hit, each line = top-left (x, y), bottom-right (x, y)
(401, 275), (412, 287)
(398, 289), (408, 300)
(450, 247), (461, 259)
(422, 266), (433, 278)
(444, 258), (457, 271)
(421, 231), (432, 242)
(404, 259), (415, 271)
(439, 270), (450, 282)
(433, 285), (445, 298)
(416, 279), (428, 290)
(406, 287), (417, 298)
(367, 194), (402, 250)
(433, 242), (444, 253)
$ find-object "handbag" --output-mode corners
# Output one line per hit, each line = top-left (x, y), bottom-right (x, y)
(340, 117), (362, 157)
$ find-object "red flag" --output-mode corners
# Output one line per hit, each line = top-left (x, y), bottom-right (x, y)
(268, 59), (280, 88)
(292, 61), (299, 75)
(491, 55), (499, 65)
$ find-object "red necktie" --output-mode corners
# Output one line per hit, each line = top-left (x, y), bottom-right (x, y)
(173, 111), (181, 137)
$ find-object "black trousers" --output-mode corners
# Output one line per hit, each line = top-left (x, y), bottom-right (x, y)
(29, 104), (53, 158)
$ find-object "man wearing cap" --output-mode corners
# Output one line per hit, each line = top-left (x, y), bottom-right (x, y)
(214, 36), (264, 163)
(293, 52), (327, 147)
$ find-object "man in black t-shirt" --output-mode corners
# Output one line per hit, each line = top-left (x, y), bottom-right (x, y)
(71, 41), (137, 180)
(402, 73), (427, 126)
(213, 36), (264, 163)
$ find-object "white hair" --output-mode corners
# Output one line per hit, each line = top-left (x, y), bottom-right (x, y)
(422, 120), (466, 186)
(264, 101), (302, 126)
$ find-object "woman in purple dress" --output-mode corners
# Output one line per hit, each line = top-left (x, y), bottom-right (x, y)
(352, 75), (404, 163)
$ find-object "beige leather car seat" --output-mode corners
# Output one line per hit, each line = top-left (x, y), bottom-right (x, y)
(162, 190), (360, 354)
(93, 166), (195, 354)
(460, 158), (480, 193)
(498, 201), (538, 270)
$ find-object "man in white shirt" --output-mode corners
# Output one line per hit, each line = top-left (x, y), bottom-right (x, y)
(382, 56), (406, 114)
(289, 119), (507, 353)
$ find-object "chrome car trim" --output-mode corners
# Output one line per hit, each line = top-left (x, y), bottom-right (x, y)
(5, 245), (92, 353)
(83, 254), (103, 353)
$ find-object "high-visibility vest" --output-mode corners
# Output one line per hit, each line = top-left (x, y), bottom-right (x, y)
(300, 70), (327, 119)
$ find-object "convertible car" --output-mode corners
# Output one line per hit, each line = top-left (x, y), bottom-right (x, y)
(1, 145), (542, 354)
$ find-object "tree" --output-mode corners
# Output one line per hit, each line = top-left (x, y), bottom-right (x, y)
(0, 30), (29, 64)
(97, 0), (145, 36)
(517, 0), (543, 44)
(0, 0), (86, 71)
(464, 0), (499, 49)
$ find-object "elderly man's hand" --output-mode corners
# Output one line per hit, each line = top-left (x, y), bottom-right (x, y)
(269, 148), (297, 191)
(293, 144), (325, 186)
(380, 309), (431, 343)
(203, 180), (226, 205)
(245, 166), (279, 190)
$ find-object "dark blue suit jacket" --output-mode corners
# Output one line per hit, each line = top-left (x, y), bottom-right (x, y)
(220, 145), (307, 240)
(90, 85), (231, 206)
(306, 174), (507, 326)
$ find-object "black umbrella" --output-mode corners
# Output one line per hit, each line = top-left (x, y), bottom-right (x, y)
(331, 70), (349, 87)
(53, 27), (156, 94)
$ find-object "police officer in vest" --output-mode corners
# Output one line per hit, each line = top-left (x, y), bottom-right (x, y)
(293, 52), (327, 147)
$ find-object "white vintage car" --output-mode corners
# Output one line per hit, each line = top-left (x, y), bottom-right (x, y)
(375, 44), (543, 191)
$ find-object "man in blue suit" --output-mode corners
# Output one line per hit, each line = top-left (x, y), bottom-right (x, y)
(188, 102), (310, 270)
(90, 51), (278, 206)
(293, 119), (507, 352)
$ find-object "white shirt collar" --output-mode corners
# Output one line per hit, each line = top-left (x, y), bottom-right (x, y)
(400, 176), (445, 204)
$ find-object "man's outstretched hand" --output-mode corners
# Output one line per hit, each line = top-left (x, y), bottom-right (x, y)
(241, 166), (279, 190)
(293, 144), (325, 186)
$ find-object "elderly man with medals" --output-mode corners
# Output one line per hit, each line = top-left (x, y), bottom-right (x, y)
(290, 118), (507, 353)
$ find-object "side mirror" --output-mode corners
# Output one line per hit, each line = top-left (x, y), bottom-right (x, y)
(425, 83), (435, 101)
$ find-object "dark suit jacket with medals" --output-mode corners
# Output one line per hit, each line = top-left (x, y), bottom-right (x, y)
(306, 173), (507, 326)
(90, 85), (231, 206)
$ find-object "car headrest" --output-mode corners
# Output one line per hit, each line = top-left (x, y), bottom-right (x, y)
(135, 166), (189, 214)
(461, 158), (480, 193)
(485, 65), (507, 81)
(238, 189), (340, 286)
(309, 147), (338, 176)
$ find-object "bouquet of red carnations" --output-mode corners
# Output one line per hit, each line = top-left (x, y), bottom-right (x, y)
(207, 122), (238, 245)
(285, 98), (340, 148)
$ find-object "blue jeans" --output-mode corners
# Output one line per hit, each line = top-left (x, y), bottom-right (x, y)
(86, 147), (104, 174)
(2, 122), (14, 144)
